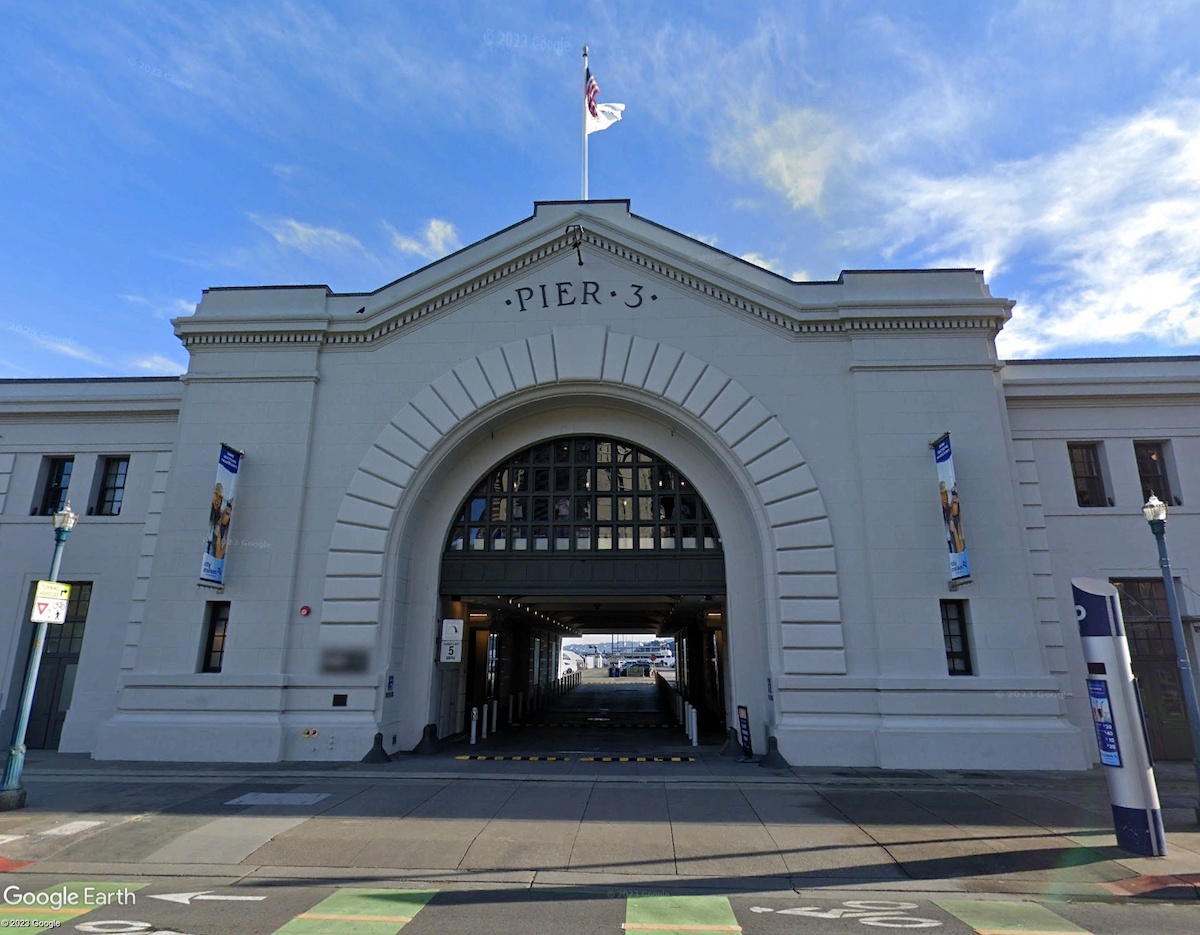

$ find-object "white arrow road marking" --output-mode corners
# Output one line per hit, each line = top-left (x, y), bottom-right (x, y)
(149, 891), (266, 905)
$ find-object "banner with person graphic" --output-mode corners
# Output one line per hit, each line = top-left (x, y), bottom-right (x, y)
(200, 443), (243, 587)
(933, 433), (970, 581)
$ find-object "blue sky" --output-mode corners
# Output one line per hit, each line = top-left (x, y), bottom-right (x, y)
(5, 1), (1200, 378)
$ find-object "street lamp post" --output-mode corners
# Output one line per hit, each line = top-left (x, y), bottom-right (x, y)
(1142, 494), (1200, 824)
(0, 502), (78, 811)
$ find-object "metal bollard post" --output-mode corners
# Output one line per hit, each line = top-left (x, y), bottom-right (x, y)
(481, 701), (488, 740)
(470, 706), (478, 745)
(690, 706), (699, 747)
(491, 699), (498, 733)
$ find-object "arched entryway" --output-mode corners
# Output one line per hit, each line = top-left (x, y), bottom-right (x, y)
(318, 326), (842, 760)
(436, 434), (728, 748)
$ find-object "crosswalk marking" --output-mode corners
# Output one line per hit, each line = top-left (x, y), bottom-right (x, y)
(42, 820), (104, 836)
(270, 888), (435, 934)
(933, 898), (1092, 934)
(626, 895), (741, 934)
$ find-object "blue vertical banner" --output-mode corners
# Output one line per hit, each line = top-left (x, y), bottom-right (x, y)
(933, 434), (970, 581)
(200, 443), (243, 587)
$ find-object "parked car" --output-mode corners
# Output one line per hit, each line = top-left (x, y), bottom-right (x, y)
(618, 661), (651, 677)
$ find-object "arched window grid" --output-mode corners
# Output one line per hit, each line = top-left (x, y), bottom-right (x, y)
(446, 436), (722, 554)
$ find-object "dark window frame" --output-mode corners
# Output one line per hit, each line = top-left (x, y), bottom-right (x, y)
(93, 456), (130, 516)
(941, 599), (974, 675)
(1067, 442), (1108, 508)
(37, 457), (74, 516)
(1133, 441), (1174, 505)
(445, 436), (722, 555)
(201, 602), (230, 673)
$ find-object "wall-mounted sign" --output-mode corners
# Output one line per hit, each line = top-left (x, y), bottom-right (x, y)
(504, 281), (658, 313)
(440, 618), (463, 664)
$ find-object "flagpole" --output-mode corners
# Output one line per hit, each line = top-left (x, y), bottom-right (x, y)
(581, 44), (589, 200)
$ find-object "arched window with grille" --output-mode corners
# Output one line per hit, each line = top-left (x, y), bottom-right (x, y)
(446, 436), (722, 555)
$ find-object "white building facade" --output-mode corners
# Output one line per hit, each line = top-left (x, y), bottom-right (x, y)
(1, 201), (1196, 768)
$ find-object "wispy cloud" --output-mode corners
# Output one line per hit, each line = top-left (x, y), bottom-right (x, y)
(739, 252), (809, 282)
(4, 323), (109, 367)
(249, 215), (370, 260)
(714, 106), (847, 212)
(872, 94), (1200, 356)
(385, 219), (462, 260)
(122, 294), (195, 320)
(129, 353), (186, 374)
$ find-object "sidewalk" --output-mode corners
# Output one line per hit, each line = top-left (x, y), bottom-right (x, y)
(7, 748), (1199, 901)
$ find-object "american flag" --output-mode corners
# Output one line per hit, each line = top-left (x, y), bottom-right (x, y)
(585, 67), (600, 118)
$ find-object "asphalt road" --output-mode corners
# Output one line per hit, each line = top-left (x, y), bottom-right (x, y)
(1, 676), (1196, 933)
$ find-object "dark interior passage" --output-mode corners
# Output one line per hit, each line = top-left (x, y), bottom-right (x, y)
(444, 666), (728, 757)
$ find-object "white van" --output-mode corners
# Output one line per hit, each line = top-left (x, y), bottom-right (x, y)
(558, 649), (585, 678)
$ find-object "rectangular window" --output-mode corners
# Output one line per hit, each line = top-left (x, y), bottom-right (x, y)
(93, 456), (130, 516)
(1111, 578), (1175, 658)
(1134, 441), (1174, 504)
(201, 602), (230, 673)
(941, 599), (973, 675)
(37, 457), (74, 516)
(1067, 443), (1108, 508)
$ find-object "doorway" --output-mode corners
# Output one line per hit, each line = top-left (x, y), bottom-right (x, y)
(1114, 577), (1195, 761)
(23, 581), (91, 750)
(435, 435), (727, 750)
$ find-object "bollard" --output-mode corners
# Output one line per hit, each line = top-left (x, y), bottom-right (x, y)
(481, 701), (488, 740)
(470, 706), (478, 745)
(491, 699), (498, 733)
(689, 706), (699, 747)
(684, 702), (693, 741)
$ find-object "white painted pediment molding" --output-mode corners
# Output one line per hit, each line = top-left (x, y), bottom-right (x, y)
(178, 220), (1008, 351)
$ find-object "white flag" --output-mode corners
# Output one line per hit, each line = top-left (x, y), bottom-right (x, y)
(586, 101), (625, 135)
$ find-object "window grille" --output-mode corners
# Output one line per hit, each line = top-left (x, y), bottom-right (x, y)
(446, 437), (721, 554)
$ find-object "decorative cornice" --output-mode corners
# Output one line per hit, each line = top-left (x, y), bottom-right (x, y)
(180, 372), (320, 384)
(324, 235), (583, 346)
(180, 331), (325, 348)
(178, 229), (1010, 350)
